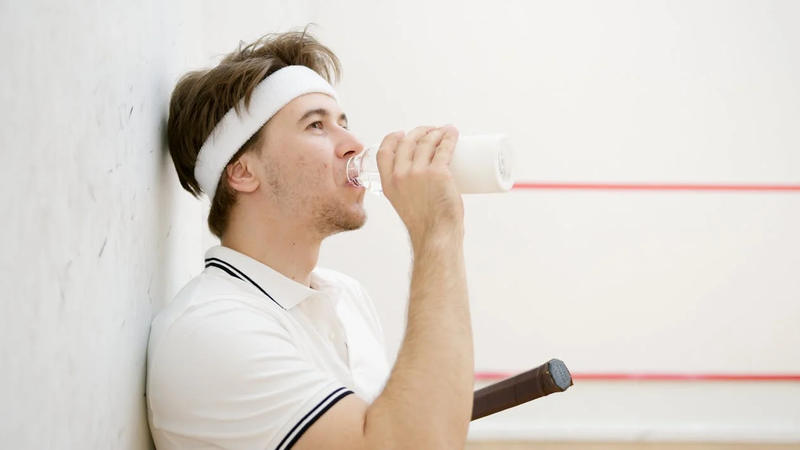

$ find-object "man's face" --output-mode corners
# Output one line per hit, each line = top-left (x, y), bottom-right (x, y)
(255, 92), (367, 236)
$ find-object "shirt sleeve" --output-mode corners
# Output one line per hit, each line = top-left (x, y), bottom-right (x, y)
(147, 299), (353, 450)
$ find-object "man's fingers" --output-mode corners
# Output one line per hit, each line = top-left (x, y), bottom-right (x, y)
(394, 126), (436, 174)
(431, 125), (459, 167)
(412, 127), (447, 170)
(376, 130), (406, 185)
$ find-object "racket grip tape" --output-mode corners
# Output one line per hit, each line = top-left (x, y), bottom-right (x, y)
(471, 358), (573, 421)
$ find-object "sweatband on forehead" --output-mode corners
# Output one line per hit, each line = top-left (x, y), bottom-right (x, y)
(194, 65), (339, 199)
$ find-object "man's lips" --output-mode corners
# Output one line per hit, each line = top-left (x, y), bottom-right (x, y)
(346, 178), (363, 188)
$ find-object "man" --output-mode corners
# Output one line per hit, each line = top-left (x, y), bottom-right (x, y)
(147, 30), (473, 450)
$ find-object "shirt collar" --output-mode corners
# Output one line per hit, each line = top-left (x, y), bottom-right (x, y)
(204, 245), (329, 310)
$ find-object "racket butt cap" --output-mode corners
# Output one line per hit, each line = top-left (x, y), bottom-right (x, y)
(548, 358), (573, 391)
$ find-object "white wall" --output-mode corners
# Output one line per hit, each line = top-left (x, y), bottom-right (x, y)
(308, 0), (800, 443)
(0, 1), (204, 448)
(0, 1), (312, 448)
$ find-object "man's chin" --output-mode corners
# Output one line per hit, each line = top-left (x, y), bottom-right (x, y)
(341, 210), (367, 232)
(320, 207), (367, 236)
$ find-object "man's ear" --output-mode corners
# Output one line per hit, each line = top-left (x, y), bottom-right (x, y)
(225, 153), (260, 194)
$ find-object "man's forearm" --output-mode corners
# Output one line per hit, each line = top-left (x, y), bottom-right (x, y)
(364, 232), (473, 449)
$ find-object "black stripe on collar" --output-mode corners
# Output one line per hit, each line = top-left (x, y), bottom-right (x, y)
(205, 257), (284, 310)
(205, 262), (242, 281)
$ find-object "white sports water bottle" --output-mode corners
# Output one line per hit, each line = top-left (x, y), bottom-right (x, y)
(346, 134), (515, 194)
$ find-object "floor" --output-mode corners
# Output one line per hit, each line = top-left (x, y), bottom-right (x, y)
(464, 443), (800, 450)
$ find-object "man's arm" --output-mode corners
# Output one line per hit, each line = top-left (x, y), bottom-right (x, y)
(294, 125), (472, 450)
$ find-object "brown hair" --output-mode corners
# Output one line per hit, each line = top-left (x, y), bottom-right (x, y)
(167, 28), (342, 238)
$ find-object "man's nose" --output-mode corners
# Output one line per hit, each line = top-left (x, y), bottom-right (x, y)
(337, 129), (364, 159)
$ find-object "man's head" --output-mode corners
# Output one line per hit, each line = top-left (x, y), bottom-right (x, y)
(167, 30), (366, 239)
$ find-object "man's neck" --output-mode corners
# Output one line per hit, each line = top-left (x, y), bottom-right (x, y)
(221, 216), (322, 288)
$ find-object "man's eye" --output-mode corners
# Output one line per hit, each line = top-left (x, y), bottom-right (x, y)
(309, 121), (323, 130)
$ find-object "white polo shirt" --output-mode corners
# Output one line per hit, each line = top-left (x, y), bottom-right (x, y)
(146, 245), (391, 450)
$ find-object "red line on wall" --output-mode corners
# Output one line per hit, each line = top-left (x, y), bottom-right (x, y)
(474, 372), (800, 382)
(513, 182), (800, 192)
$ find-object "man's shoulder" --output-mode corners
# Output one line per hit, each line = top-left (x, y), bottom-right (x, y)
(157, 269), (268, 312)
(149, 271), (282, 349)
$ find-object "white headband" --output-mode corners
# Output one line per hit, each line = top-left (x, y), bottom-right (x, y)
(194, 65), (339, 199)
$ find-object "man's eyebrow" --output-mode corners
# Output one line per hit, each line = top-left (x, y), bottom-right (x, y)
(297, 108), (348, 125)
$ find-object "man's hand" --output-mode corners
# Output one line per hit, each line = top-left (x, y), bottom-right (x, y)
(376, 126), (464, 249)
